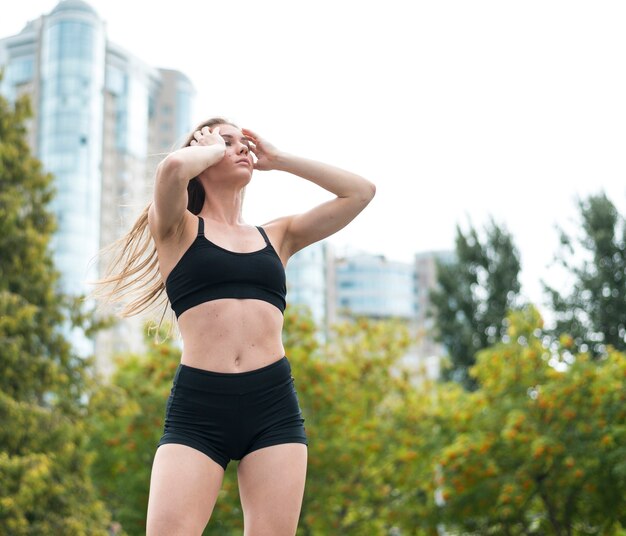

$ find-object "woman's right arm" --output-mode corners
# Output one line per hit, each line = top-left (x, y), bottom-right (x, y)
(149, 127), (225, 240)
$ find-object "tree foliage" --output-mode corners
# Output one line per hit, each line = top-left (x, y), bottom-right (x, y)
(0, 392), (111, 534)
(86, 304), (626, 535)
(294, 313), (413, 534)
(87, 326), (179, 535)
(0, 87), (111, 533)
(544, 192), (626, 357)
(426, 306), (626, 534)
(429, 218), (523, 389)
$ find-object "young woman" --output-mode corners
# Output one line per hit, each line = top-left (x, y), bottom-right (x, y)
(95, 117), (375, 535)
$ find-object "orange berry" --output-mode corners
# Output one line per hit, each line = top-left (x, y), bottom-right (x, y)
(601, 435), (612, 446)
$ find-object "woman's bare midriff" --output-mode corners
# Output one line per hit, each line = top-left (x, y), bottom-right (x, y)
(176, 298), (286, 373)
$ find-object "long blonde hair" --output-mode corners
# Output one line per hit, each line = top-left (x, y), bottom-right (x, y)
(87, 117), (238, 341)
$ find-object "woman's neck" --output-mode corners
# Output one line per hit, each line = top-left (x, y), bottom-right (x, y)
(200, 190), (244, 226)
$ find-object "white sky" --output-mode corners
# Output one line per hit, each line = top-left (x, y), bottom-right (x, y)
(2, 1), (626, 314)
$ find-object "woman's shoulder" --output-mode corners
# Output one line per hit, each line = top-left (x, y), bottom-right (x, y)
(259, 215), (298, 263)
(149, 206), (199, 246)
(259, 215), (292, 239)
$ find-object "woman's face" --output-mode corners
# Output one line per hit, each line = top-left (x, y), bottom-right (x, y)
(201, 123), (254, 186)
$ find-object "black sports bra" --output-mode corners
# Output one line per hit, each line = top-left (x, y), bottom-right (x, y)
(164, 216), (287, 318)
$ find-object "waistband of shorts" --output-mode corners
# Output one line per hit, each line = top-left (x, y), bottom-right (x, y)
(173, 356), (291, 393)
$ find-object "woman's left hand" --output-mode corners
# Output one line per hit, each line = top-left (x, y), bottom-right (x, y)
(242, 128), (281, 171)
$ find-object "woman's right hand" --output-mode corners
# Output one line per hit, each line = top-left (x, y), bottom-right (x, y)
(189, 126), (226, 149)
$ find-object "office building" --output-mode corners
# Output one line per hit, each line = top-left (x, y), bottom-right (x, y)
(273, 242), (455, 380)
(0, 0), (193, 372)
(335, 253), (416, 320)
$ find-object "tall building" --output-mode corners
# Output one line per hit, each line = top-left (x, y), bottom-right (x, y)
(0, 0), (193, 372)
(335, 254), (416, 320)
(1, 0), (106, 304)
(269, 242), (454, 380)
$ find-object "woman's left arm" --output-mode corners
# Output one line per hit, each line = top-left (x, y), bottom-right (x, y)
(244, 128), (376, 258)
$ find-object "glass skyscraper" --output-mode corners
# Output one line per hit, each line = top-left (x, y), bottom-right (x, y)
(0, 0), (193, 370)
(39, 2), (106, 299)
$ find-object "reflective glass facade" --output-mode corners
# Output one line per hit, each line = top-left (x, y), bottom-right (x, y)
(102, 45), (157, 244)
(39, 11), (105, 299)
(0, 56), (34, 101)
(0, 2), (193, 303)
(336, 255), (416, 319)
(0, 1), (194, 367)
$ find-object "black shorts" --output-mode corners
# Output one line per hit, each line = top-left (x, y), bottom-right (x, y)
(157, 356), (308, 470)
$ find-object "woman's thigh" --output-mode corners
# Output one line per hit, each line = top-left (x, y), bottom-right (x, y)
(146, 444), (225, 536)
(237, 443), (308, 536)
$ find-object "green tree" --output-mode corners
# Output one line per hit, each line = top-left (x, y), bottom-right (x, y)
(429, 218), (523, 389)
(0, 87), (112, 532)
(544, 192), (626, 357)
(87, 325), (179, 535)
(294, 315), (413, 535)
(428, 306), (626, 534)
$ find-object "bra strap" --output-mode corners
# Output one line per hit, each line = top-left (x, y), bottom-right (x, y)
(198, 216), (205, 236)
(256, 226), (271, 246)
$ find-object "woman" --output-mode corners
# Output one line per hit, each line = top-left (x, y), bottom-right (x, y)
(94, 117), (375, 535)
